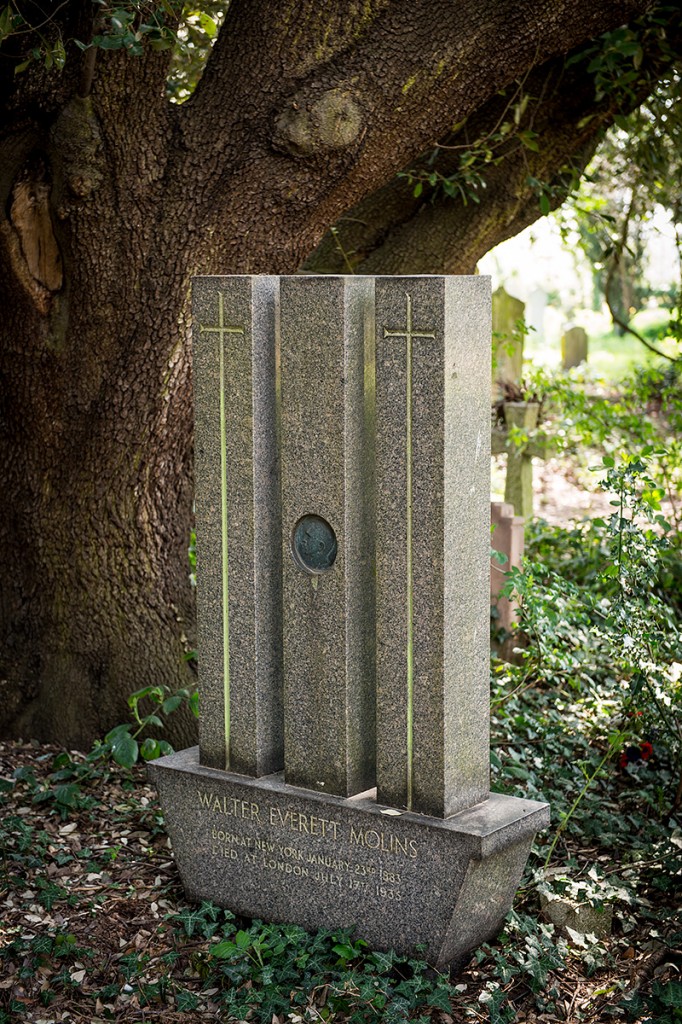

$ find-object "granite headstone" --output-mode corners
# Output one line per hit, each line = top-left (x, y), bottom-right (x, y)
(150, 275), (549, 969)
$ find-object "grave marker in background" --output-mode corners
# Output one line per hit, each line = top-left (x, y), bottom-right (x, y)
(151, 275), (549, 970)
(562, 324), (588, 369)
(490, 500), (525, 635)
(492, 285), (525, 399)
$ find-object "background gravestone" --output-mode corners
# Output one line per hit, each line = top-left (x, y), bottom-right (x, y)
(526, 285), (548, 344)
(492, 285), (525, 399)
(150, 275), (549, 970)
(490, 500), (525, 635)
(562, 324), (589, 369)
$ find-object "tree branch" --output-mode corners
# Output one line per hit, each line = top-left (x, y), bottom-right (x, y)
(176, 0), (653, 273)
(303, 10), (682, 275)
(605, 190), (676, 361)
(304, 55), (608, 273)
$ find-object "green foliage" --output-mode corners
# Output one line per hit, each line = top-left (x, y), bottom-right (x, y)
(620, 978), (682, 1023)
(524, 362), (682, 534)
(170, 900), (229, 939)
(399, 75), (552, 209)
(4, 683), (198, 818)
(504, 447), (681, 796)
(166, 0), (228, 102)
(84, 2), (182, 57)
(196, 918), (453, 1023)
(102, 683), (198, 769)
(558, 16), (682, 353)
(1, 0), (228, 99)
(400, 7), (681, 220)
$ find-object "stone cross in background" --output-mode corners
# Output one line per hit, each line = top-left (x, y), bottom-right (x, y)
(491, 401), (551, 518)
(151, 275), (549, 970)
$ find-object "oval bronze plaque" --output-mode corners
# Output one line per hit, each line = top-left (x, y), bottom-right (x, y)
(292, 515), (338, 574)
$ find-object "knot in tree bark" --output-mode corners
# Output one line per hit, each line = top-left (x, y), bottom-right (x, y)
(273, 88), (364, 158)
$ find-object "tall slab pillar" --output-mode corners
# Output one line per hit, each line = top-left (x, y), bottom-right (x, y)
(279, 276), (376, 797)
(192, 276), (283, 776)
(375, 276), (491, 818)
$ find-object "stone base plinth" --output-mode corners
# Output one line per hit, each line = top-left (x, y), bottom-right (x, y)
(149, 748), (549, 969)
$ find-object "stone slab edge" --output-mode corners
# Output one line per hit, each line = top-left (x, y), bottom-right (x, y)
(150, 748), (549, 967)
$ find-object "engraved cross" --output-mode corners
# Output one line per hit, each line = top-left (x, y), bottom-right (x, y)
(383, 292), (436, 812)
(199, 291), (245, 347)
(199, 290), (244, 770)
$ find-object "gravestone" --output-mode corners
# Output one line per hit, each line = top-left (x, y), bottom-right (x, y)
(490, 500), (525, 635)
(561, 324), (588, 369)
(526, 286), (548, 345)
(492, 285), (525, 400)
(150, 275), (549, 970)
(491, 402), (550, 518)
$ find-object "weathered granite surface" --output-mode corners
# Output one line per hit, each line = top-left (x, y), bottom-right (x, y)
(279, 277), (375, 797)
(150, 748), (549, 969)
(375, 277), (491, 818)
(193, 277), (283, 776)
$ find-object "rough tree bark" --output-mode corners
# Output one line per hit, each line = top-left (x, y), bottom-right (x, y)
(0, 0), (665, 746)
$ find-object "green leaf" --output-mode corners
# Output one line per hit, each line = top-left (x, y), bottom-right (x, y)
(53, 39), (66, 70)
(176, 989), (200, 1011)
(111, 732), (139, 769)
(129, 685), (164, 705)
(162, 694), (183, 715)
(332, 942), (355, 960)
(519, 131), (539, 152)
(92, 34), (124, 49)
(0, 5), (13, 40)
(211, 940), (237, 958)
(140, 738), (161, 761)
(413, 181), (423, 198)
(140, 714), (163, 729)
(539, 192), (551, 216)
(198, 12), (218, 38)
(105, 723), (132, 744)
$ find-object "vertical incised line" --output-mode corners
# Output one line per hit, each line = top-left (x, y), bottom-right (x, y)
(201, 291), (244, 770)
(405, 294), (414, 812)
(219, 326), (231, 769)
(384, 291), (434, 812)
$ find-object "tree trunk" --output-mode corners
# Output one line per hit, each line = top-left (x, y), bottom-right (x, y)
(0, 88), (197, 747)
(0, 0), (666, 747)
